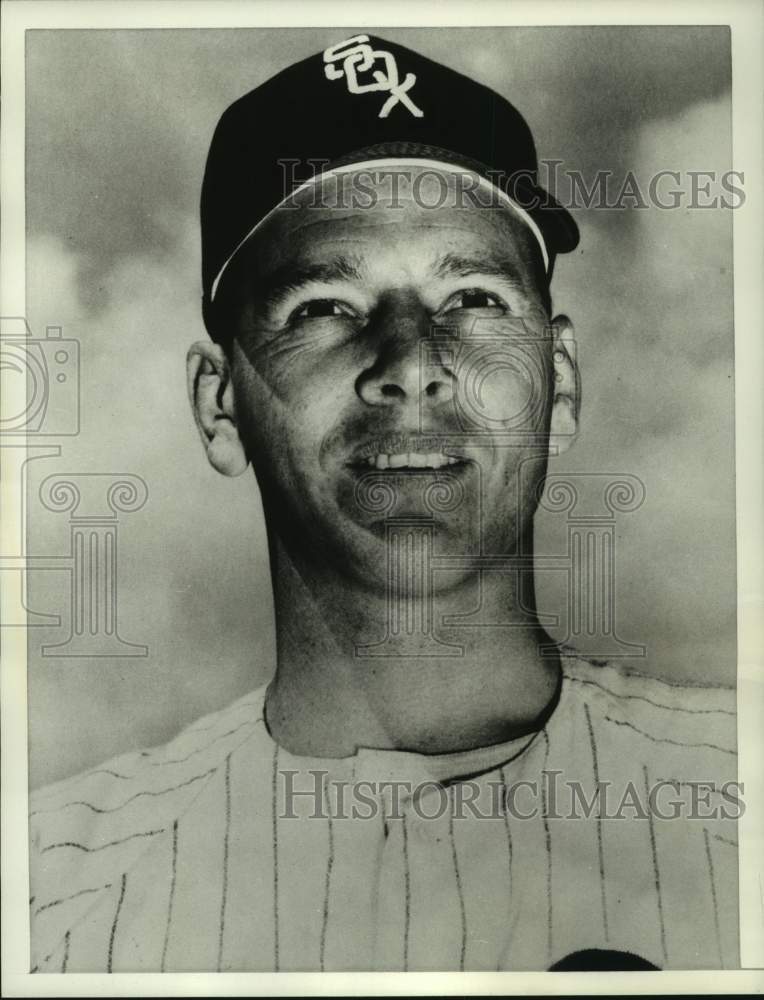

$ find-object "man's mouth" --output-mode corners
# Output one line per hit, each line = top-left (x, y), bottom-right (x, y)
(346, 435), (469, 472)
(358, 451), (461, 470)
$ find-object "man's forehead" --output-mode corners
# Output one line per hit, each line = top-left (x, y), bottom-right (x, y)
(256, 243), (532, 286)
(245, 222), (539, 299)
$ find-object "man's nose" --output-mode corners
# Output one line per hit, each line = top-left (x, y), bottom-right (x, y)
(355, 299), (455, 409)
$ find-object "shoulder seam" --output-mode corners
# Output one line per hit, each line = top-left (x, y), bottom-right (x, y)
(31, 686), (267, 805)
(560, 648), (735, 695)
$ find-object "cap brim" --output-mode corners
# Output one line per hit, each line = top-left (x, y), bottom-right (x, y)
(327, 141), (580, 255)
(209, 151), (579, 302)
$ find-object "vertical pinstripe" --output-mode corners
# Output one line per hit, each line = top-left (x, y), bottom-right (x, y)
(107, 873), (126, 972)
(160, 820), (178, 971)
(271, 743), (280, 971)
(643, 764), (668, 966)
(703, 827), (724, 967)
(402, 811), (411, 971)
(541, 730), (553, 964)
(500, 766), (514, 971)
(448, 789), (467, 971)
(319, 792), (334, 971)
(584, 703), (609, 940)
(216, 753), (233, 971)
(501, 767), (514, 898)
(28, 665), (737, 973)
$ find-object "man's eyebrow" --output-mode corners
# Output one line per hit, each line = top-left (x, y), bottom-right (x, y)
(433, 252), (526, 287)
(255, 255), (364, 310)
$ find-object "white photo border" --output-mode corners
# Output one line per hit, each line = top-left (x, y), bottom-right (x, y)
(2, 0), (762, 995)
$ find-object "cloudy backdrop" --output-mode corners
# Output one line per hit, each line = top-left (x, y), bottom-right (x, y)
(24, 26), (736, 787)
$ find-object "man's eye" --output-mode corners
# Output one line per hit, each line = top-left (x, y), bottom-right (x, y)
(443, 290), (507, 312)
(293, 299), (350, 320)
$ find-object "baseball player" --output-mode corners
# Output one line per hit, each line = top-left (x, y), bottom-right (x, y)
(29, 34), (739, 973)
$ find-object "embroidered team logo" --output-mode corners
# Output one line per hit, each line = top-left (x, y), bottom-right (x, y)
(323, 35), (424, 119)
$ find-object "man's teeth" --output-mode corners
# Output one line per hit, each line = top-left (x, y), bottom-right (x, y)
(365, 452), (460, 470)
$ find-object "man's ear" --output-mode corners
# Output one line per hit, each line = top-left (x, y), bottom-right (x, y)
(548, 315), (580, 457)
(186, 341), (249, 477)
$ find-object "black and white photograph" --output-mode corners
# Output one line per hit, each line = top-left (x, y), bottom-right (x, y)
(1, 1), (762, 994)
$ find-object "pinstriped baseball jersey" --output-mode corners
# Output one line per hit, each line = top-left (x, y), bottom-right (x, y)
(29, 651), (739, 972)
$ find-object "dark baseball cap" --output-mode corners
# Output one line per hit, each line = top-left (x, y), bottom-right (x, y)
(201, 33), (579, 314)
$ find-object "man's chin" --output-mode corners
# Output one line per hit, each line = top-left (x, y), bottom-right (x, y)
(328, 512), (481, 592)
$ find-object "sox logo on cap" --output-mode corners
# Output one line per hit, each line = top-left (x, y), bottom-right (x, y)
(323, 35), (424, 118)
(200, 33), (582, 321)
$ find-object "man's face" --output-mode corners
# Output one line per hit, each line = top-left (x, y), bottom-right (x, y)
(220, 166), (564, 590)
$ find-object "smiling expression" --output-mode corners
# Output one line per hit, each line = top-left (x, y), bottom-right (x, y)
(214, 166), (560, 589)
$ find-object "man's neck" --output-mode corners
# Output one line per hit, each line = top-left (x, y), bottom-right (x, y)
(264, 534), (561, 759)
